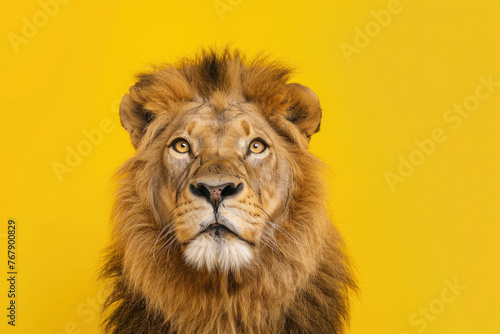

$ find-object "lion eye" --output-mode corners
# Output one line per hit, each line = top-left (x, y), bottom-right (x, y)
(249, 139), (267, 154)
(173, 139), (190, 153)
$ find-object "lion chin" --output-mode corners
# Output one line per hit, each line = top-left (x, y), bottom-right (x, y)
(183, 226), (253, 272)
(101, 48), (356, 334)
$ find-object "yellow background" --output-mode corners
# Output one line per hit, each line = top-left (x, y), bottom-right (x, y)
(1, 0), (498, 333)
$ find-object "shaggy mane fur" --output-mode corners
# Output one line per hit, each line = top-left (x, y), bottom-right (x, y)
(101, 48), (356, 334)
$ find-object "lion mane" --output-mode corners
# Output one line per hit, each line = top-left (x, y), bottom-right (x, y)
(101, 49), (356, 334)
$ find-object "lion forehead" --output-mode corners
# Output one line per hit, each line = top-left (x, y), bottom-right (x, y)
(170, 104), (275, 147)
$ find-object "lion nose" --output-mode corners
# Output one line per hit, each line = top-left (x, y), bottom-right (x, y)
(190, 183), (243, 212)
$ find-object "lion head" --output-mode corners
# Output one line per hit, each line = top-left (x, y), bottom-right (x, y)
(102, 49), (356, 334)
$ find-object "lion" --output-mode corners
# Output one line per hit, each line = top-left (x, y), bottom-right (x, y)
(101, 49), (356, 334)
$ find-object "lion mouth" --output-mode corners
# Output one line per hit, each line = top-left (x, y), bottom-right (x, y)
(203, 222), (232, 237)
(200, 218), (240, 238)
(197, 218), (254, 246)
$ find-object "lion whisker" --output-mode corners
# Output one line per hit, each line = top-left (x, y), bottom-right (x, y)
(222, 205), (287, 254)
(139, 224), (177, 274)
(255, 206), (304, 246)
(266, 220), (304, 247)
(244, 223), (284, 258)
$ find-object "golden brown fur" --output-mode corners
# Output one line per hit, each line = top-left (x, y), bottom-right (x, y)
(101, 49), (356, 334)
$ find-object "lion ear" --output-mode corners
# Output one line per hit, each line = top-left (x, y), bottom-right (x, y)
(285, 83), (322, 141)
(119, 93), (155, 148)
